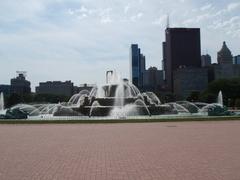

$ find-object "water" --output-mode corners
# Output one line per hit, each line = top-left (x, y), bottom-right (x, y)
(68, 90), (90, 106)
(113, 81), (125, 107)
(217, 91), (223, 107)
(0, 92), (4, 112)
(167, 102), (190, 114)
(143, 92), (161, 105)
(108, 73), (150, 118)
(89, 101), (100, 117)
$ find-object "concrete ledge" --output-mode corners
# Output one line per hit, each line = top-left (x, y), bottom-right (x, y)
(0, 116), (240, 124)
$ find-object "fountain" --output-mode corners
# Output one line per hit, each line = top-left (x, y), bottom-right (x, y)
(217, 91), (223, 107)
(0, 92), (4, 112)
(0, 73), (234, 120)
(79, 71), (170, 118)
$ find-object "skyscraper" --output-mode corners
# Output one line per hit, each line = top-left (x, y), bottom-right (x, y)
(217, 41), (233, 64)
(162, 42), (167, 80)
(163, 28), (201, 92)
(201, 54), (212, 67)
(140, 54), (146, 87)
(130, 44), (145, 88)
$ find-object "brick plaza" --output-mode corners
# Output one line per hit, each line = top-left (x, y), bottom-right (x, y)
(0, 121), (240, 180)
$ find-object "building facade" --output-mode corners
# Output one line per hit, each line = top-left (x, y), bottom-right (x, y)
(130, 44), (145, 89)
(10, 72), (31, 95)
(217, 41), (233, 64)
(173, 67), (208, 98)
(233, 55), (240, 65)
(140, 54), (146, 87)
(201, 54), (212, 67)
(211, 64), (240, 80)
(74, 84), (95, 94)
(142, 67), (164, 92)
(36, 81), (74, 97)
(163, 28), (201, 92)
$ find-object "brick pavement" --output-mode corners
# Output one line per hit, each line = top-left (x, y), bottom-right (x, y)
(0, 121), (240, 180)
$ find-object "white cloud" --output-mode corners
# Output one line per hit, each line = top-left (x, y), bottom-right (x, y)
(100, 16), (112, 24)
(124, 4), (130, 14)
(130, 12), (143, 22)
(77, 13), (88, 20)
(68, 6), (95, 18)
(152, 15), (167, 26)
(227, 2), (240, 11)
(210, 16), (240, 29)
(200, 4), (212, 11)
(99, 8), (112, 23)
(183, 13), (211, 25)
(213, 2), (240, 16)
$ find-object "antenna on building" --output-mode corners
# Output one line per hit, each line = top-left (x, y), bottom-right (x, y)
(166, 14), (170, 28)
(16, 71), (27, 77)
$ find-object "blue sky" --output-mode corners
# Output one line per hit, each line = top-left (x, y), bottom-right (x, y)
(0, 0), (239, 89)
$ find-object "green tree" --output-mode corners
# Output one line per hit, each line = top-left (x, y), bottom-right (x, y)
(200, 78), (240, 105)
(6, 93), (23, 107)
(187, 91), (200, 102)
(33, 94), (69, 103)
(164, 93), (176, 103)
(235, 99), (240, 108)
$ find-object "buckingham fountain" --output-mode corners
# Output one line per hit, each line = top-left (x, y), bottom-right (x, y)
(0, 71), (232, 120)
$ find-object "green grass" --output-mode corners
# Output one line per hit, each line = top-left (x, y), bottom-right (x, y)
(0, 116), (240, 124)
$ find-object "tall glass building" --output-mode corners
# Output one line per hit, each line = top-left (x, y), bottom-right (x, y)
(130, 44), (145, 88)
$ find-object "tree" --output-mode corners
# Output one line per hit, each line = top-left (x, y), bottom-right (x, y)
(164, 93), (176, 103)
(33, 94), (69, 103)
(6, 93), (23, 107)
(200, 78), (240, 105)
(235, 99), (240, 108)
(187, 91), (200, 102)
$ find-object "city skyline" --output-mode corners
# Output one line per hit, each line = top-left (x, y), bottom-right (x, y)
(0, 0), (239, 89)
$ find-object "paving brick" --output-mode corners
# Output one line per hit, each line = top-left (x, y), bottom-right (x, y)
(0, 121), (240, 180)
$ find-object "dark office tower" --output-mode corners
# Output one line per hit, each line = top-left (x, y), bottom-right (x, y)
(130, 44), (145, 88)
(217, 41), (233, 64)
(162, 42), (166, 80)
(140, 54), (146, 87)
(130, 44), (140, 87)
(140, 54), (146, 73)
(163, 28), (201, 91)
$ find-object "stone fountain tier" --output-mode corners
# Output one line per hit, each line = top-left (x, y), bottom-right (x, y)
(71, 96), (138, 116)
(86, 106), (148, 117)
(72, 103), (177, 117)
(100, 84), (137, 98)
(93, 97), (138, 106)
(0, 108), (28, 119)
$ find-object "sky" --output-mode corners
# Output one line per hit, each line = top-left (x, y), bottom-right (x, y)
(0, 0), (239, 90)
